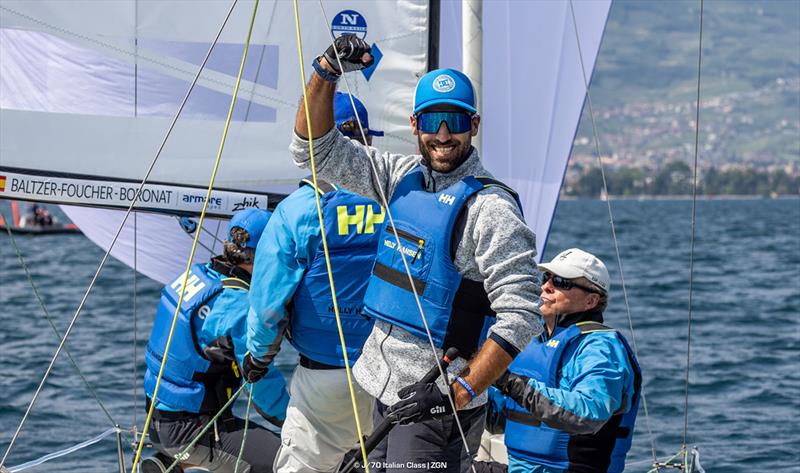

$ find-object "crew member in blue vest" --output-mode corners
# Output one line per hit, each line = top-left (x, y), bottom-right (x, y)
(489, 248), (641, 473)
(283, 35), (541, 471)
(243, 92), (385, 472)
(142, 208), (289, 473)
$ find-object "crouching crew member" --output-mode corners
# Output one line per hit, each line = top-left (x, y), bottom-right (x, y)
(142, 209), (289, 473)
(490, 248), (641, 473)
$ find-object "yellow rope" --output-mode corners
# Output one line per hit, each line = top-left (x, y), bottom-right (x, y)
(131, 1), (261, 470)
(291, 3), (371, 471)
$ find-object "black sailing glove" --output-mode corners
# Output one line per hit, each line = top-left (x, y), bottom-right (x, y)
(241, 352), (269, 384)
(322, 34), (374, 74)
(493, 371), (531, 407)
(386, 382), (453, 425)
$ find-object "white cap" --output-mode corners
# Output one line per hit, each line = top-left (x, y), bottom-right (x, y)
(538, 248), (610, 294)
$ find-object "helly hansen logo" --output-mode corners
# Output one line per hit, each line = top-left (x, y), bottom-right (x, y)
(171, 270), (206, 302)
(546, 339), (560, 348)
(337, 204), (385, 235)
(438, 194), (455, 205)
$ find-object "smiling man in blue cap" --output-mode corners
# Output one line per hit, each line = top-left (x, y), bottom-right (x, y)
(279, 35), (542, 471)
(142, 208), (288, 473)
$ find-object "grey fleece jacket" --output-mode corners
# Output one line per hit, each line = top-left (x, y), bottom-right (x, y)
(290, 128), (542, 408)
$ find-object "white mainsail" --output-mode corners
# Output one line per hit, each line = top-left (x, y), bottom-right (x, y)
(1, 0), (610, 279)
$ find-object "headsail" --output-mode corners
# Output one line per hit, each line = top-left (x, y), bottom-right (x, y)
(439, 0), (611, 261)
(1, 0), (611, 278)
(0, 0), (428, 208)
(1, 0), (432, 282)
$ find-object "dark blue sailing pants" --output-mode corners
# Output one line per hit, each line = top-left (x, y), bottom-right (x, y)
(149, 414), (280, 473)
(368, 400), (486, 473)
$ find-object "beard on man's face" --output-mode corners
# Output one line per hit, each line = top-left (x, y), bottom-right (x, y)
(418, 134), (472, 173)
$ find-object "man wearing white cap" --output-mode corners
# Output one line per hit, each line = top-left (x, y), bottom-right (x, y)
(285, 35), (540, 471)
(489, 249), (641, 473)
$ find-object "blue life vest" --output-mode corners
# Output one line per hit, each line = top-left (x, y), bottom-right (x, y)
(504, 321), (642, 473)
(362, 166), (520, 359)
(289, 179), (383, 367)
(144, 260), (246, 414)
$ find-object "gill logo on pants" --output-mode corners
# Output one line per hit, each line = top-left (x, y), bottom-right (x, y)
(430, 405), (446, 415)
(337, 204), (385, 235)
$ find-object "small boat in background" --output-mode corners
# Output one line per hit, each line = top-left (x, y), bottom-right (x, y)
(0, 201), (81, 235)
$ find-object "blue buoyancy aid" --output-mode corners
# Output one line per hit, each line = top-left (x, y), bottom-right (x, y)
(144, 261), (243, 414)
(289, 179), (383, 367)
(504, 321), (642, 473)
(362, 166), (520, 359)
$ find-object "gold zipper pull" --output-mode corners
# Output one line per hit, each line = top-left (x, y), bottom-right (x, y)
(411, 239), (424, 264)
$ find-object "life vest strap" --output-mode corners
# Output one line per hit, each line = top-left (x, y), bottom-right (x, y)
(475, 176), (523, 213)
(300, 177), (337, 194)
(576, 321), (613, 333)
(221, 277), (250, 291)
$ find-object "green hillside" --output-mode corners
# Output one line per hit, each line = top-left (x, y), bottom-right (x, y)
(571, 0), (799, 169)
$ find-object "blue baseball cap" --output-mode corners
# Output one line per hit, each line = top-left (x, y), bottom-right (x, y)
(227, 208), (272, 249)
(413, 68), (477, 115)
(334, 92), (384, 137)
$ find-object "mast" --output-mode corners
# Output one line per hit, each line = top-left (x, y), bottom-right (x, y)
(462, 0), (482, 154)
(428, 0), (441, 71)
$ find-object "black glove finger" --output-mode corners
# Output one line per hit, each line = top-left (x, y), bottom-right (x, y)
(397, 383), (420, 400)
(389, 406), (419, 425)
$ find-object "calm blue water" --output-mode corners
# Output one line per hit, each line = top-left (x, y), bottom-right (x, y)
(1, 199), (798, 472)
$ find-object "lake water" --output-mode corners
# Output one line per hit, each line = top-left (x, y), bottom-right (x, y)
(1, 198), (798, 472)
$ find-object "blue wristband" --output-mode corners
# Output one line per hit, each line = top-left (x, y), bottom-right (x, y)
(312, 56), (340, 83)
(455, 376), (477, 401)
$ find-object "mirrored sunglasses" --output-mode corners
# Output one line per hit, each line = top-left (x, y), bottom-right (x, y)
(415, 111), (473, 134)
(542, 272), (600, 294)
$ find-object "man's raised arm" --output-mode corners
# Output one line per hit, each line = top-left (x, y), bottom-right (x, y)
(294, 35), (373, 140)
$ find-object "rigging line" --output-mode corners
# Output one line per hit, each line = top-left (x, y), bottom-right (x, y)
(234, 386), (254, 473)
(291, 3), (370, 470)
(173, 215), (224, 255)
(6, 427), (120, 473)
(567, 0), (659, 467)
(683, 0), (704, 449)
(160, 383), (247, 473)
(131, 1), (261, 471)
(315, 2), (479, 468)
(210, 220), (223, 255)
(133, 211), (139, 433)
(244, 0), (279, 121)
(0, 206), (117, 427)
(0, 2), (240, 467)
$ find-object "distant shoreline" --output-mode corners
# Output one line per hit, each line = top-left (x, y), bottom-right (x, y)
(558, 194), (800, 201)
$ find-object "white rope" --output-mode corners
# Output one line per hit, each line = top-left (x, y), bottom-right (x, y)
(567, 0), (660, 466)
(7, 427), (120, 472)
(315, 2), (479, 469)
